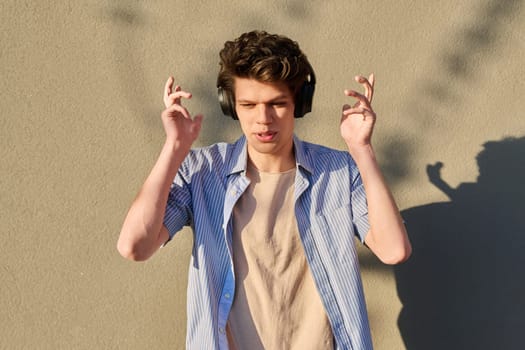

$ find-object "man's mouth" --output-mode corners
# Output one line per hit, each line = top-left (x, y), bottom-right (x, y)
(255, 131), (276, 142)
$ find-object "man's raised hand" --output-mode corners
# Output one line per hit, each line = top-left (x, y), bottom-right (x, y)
(161, 76), (203, 151)
(340, 74), (376, 155)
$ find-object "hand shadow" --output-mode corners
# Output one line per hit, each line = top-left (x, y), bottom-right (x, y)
(395, 136), (525, 350)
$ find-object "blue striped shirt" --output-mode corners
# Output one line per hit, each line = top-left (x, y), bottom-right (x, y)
(164, 135), (373, 350)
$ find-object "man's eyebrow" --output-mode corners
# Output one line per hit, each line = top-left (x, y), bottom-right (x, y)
(236, 94), (291, 103)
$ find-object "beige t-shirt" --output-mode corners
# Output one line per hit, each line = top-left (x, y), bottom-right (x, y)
(227, 164), (333, 350)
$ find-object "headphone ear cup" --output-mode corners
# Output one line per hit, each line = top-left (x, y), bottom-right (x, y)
(218, 87), (238, 120)
(294, 82), (315, 118)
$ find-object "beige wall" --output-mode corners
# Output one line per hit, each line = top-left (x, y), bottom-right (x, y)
(2, 1), (524, 349)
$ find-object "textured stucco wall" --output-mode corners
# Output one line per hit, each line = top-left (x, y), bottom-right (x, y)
(1, 1), (524, 349)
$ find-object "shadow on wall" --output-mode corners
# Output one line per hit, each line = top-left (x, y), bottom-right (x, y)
(409, 0), (521, 125)
(380, 0), (522, 189)
(104, 3), (157, 125)
(395, 136), (525, 350)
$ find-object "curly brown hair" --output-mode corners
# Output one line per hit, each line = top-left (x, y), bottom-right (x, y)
(217, 31), (314, 99)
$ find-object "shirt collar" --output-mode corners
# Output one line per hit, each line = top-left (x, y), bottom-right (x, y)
(225, 134), (313, 176)
(293, 134), (313, 175)
(227, 136), (248, 176)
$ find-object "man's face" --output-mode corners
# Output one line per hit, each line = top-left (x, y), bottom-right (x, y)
(234, 78), (296, 170)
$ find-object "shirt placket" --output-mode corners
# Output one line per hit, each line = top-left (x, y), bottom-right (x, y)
(294, 167), (356, 349)
(217, 174), (249, 350)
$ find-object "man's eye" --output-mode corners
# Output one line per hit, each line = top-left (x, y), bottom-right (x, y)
(272, 102), (287, 107)
(239, 103), (255, 108)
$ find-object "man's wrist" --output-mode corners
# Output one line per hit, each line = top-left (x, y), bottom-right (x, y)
(161, 139), (190, 169)
(347, 143), (376, 164)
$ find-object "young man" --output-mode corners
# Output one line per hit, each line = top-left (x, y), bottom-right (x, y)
(118, 31), (411, 350)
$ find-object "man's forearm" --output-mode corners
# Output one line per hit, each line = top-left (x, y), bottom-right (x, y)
(117, 141), (187, 261)
(350, 145), (412, 264)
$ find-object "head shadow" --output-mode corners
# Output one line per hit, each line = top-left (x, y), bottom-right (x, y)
(395, 135), (525, 350)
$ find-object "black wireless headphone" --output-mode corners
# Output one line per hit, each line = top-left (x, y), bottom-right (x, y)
(217, 68), (316, 120)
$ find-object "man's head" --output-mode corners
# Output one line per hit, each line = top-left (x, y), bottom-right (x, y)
(217, 30), (315, 119)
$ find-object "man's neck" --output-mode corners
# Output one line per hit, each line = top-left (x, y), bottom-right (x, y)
(247, 151), (296, 173)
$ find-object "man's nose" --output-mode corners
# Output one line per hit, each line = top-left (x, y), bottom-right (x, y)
(256, 104), (273, 124)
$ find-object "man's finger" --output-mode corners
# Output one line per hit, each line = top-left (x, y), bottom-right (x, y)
(164, 77), (174, 99)
(368, 73), (375, 103)
(355, 75), (374, 103)
(166, 90), (192, 106)
(344, 89), (372, 109)
(163, 103), (192, 120)
(342, 105), (374, 117)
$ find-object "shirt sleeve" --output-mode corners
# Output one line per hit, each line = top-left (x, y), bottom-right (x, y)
(163, 171), (193, 244)
(350, 169), (370, 243)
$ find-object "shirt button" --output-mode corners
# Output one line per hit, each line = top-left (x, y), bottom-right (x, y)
(219, 327), (225, 334)
(225, 293), (231, 299)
